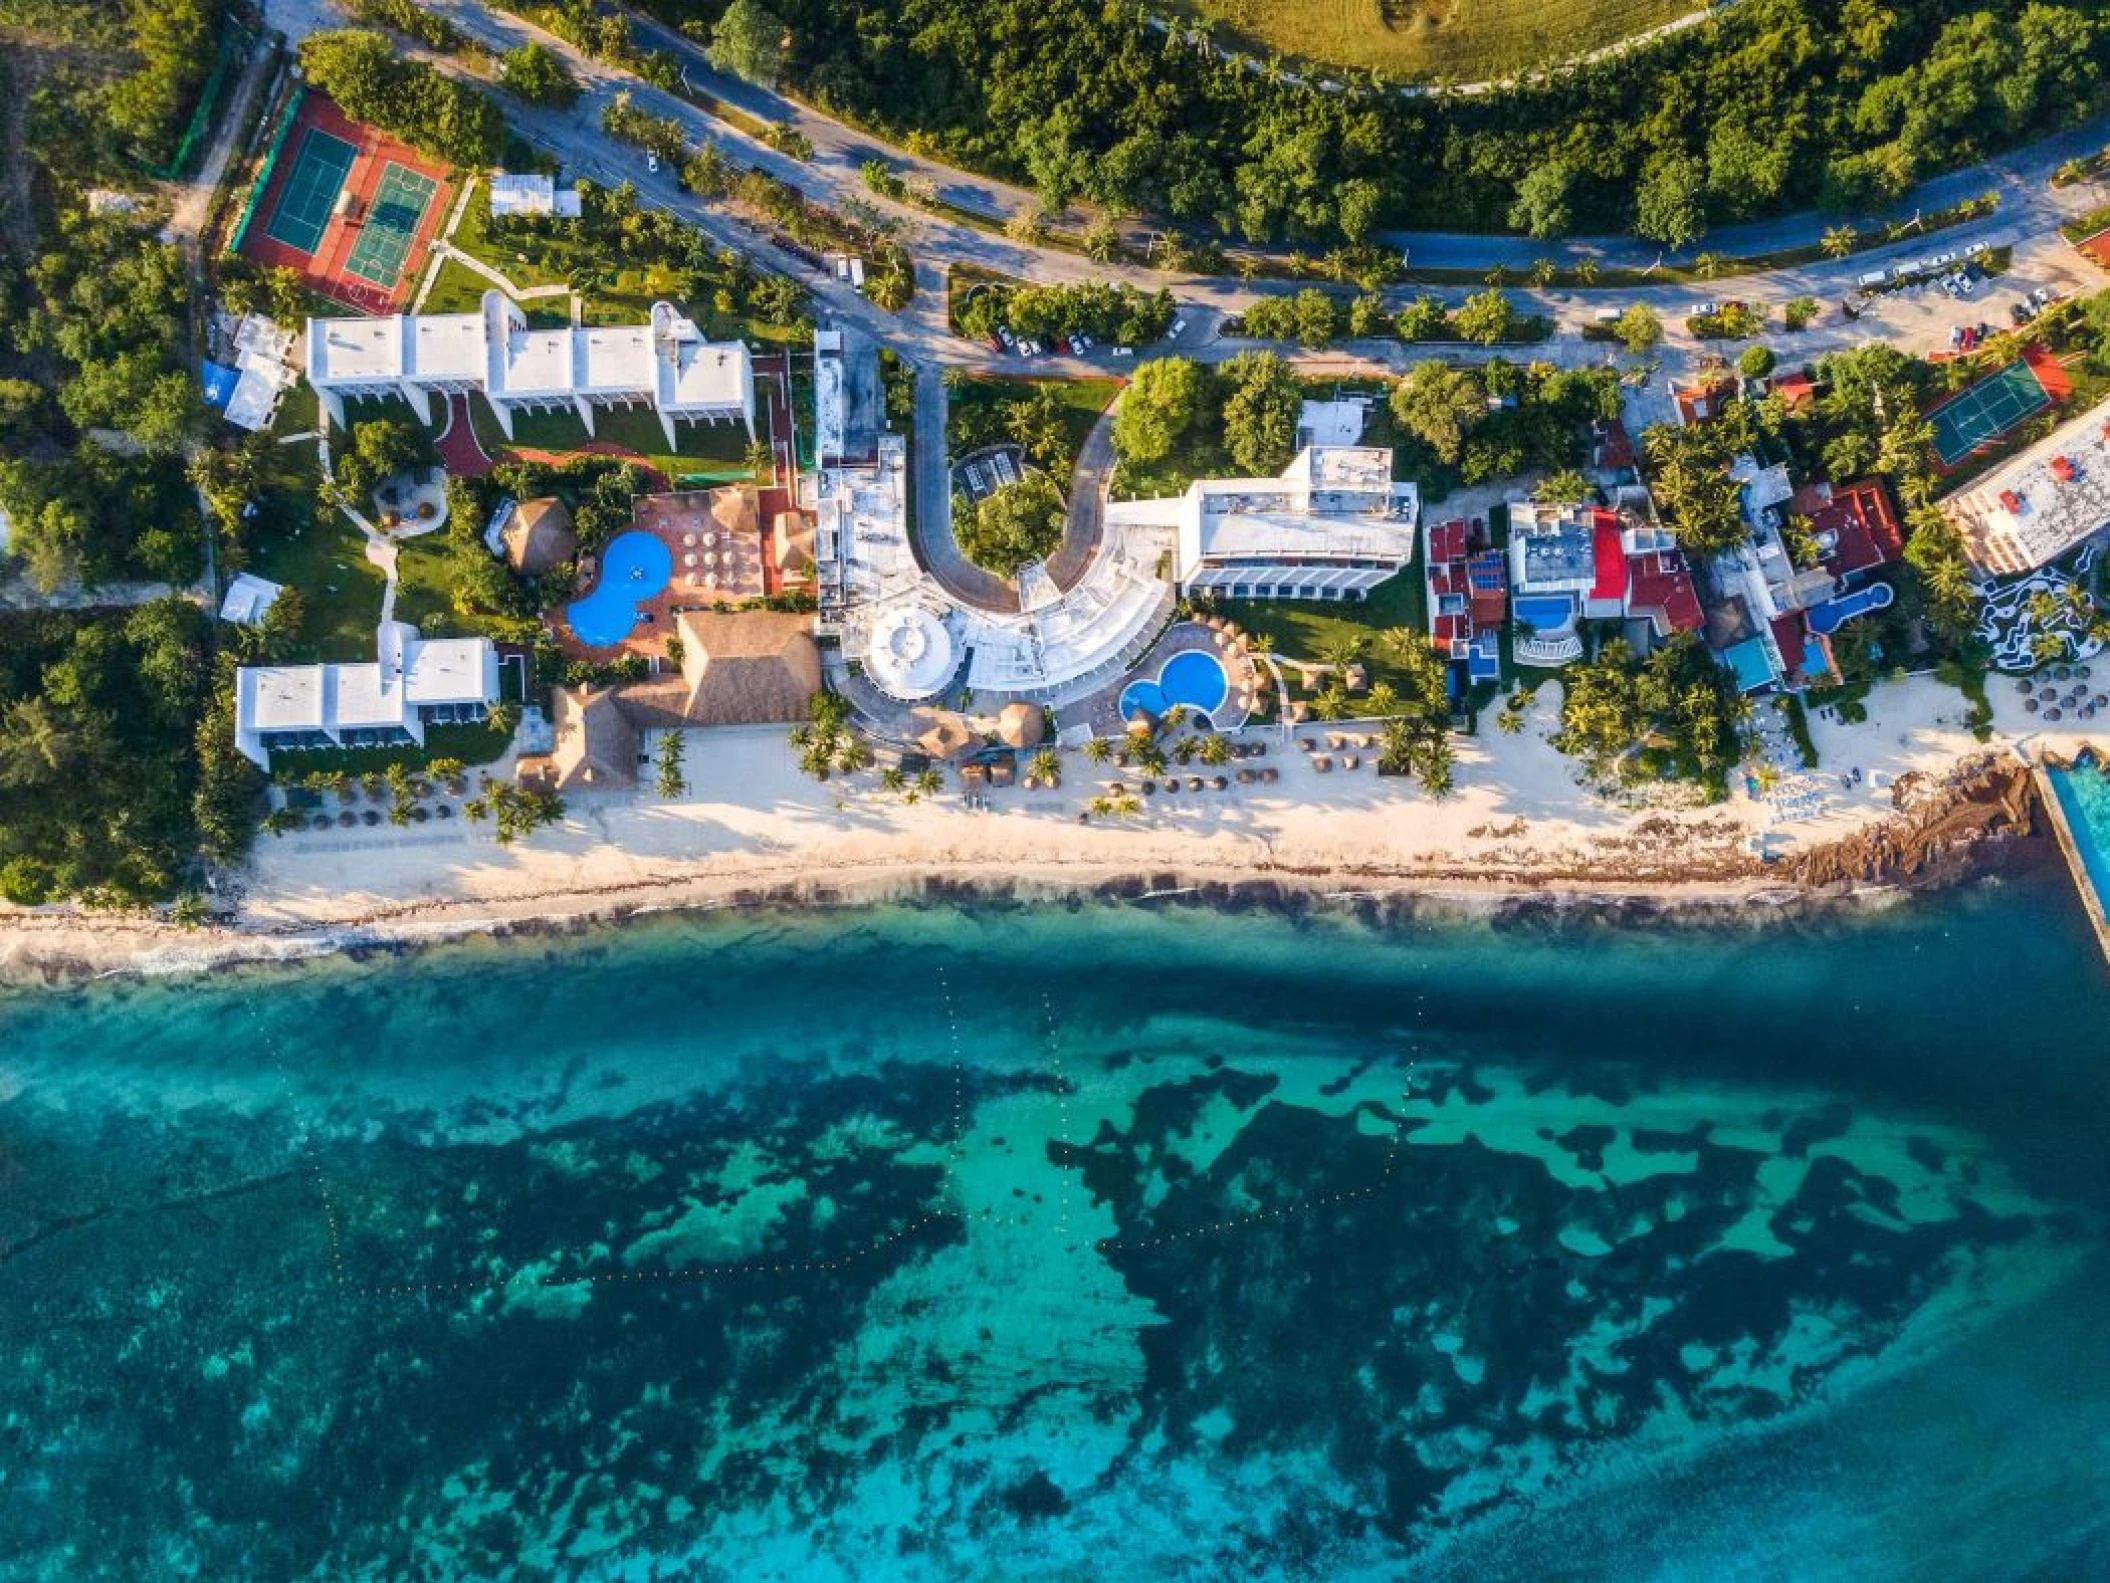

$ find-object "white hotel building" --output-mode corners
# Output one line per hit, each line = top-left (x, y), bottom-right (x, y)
(234, 623), (501, 771)
(306, 290), (754, 448)
(1107, 446), (1420, 600)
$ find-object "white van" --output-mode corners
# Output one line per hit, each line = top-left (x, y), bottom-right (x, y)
(849, 258), (866, 292)
(1856, 269), (1887, 288)
(1593, 306), (1621, 324)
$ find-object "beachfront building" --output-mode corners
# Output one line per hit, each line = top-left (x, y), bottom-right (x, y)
(811, 325), (1174, 705)
(1108, 447), (1420, 601)
(1424, 517), (1504, 684)
(234, 624), (501, 770)
(306, 291), (754, 448)
(1947, 400), (2110, 575)
(1505, 502), (1630, 666)
(517, 610), (820, 793)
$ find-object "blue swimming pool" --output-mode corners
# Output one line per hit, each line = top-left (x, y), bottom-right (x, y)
(2048, 752), (2110, 926)
(566, 530), (672, 650)
(1512, 595), (1577, 632)
(1120, 649), (1229, 724)
(1806, 581), (1896, 636)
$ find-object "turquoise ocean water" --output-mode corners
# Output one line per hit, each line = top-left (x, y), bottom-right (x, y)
(4, 870), (2110, 1579)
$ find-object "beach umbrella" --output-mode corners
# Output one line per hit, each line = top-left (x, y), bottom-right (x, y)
(2046, 706), (2064, 721)
(684, 552), (698, 568)
(683, 532), (697, 547)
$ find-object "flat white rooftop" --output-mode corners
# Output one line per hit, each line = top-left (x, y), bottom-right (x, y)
(242, 666), (326, 732)
(411, 314), (485, 382)
(312, 317), (401, 382)
(580, 324), (652, 393)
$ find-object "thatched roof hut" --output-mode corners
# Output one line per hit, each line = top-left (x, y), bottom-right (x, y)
(503, 497), (577, 575)
(517, 685), (638, 792)
(672, 610), (821, 725)
(772, 510), (816, 581)
(912, 709), (976, 760)
(996, 701), (1045, 749)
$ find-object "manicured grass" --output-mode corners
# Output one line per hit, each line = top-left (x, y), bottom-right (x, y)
(1164, 0), (1689, 85)
(449, 191), (803, 346)
(466, 392), (759, 484)
(1217, 572), (1430, 691)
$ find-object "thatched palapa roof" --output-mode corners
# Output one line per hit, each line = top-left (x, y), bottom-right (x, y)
(672, 609), (820, 726)
(503, 497), (577, 575)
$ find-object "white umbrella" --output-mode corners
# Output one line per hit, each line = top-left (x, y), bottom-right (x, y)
(704, 573), (719, 588)
(683, 552), (698, 568)
(682, 532), (697, 547)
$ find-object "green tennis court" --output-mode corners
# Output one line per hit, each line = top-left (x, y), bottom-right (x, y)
(262, 128), (358, 255)
(1928, 359), (2053, 468)
(342, 162), (438, 289)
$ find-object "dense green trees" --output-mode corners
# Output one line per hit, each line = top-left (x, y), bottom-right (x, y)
(1555, 633), (1738, 794)
(956, 280), (1175, 347)
(500, 42), (581, 107)
(1113, 358), (1214, 468)
(953, 473), (1066, 572)
(1639, 422), (1749, 553)
(1218, 352), (1301, 475)
(0, 602), (254, 905)
(707, 0), (788, 85)
(1388, 362), (1485, 465)
(296, 30), (505, 167)
(637, 0), (2109, 245)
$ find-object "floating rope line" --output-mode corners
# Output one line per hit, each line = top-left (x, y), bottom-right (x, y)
(236, 994), (349, 1291)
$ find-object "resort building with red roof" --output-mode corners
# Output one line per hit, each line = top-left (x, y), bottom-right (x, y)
(1424, 517), (1503, 684)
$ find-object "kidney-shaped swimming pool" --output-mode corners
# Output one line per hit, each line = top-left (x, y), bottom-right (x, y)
(566, 531), (672, 650)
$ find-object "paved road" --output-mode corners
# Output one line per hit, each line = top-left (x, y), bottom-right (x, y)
(258, 0), (2110, 453)
(1048, 400), (1118, 592)
(909, 365), (1018, 612)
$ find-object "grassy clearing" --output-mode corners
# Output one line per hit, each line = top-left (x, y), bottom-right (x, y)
(1165, 0), (1690, 85)
(1216, 573), (1429, 690)
(946, 375), (1121, 464)
(466, 393), (758, 484)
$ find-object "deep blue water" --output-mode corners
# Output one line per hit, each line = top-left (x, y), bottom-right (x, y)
(3, 872), (2109, 1578)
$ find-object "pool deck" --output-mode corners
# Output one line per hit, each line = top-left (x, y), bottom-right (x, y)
(1060, 620), (1263, 738)
(2032, 745), (2110, 966)
(550, 488), (770, 660)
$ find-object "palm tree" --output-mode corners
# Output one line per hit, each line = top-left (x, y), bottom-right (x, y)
(880, 765), (907, 796)
(1694, 252), (1725, 280)
(1496, 707), (1525, 734)
(1087, 796), (1114, 819)
(1377, 626), (1423, 668)
(1198, 734), (1232, 766)
(1030, 748), (1062, 786)
(1530, 257), (1556, 288)
(1574, 257), (1600, 286)
(1315, 630), (1366, 671)
(1084, 735), (1114, 765)
(1820, 225), (1857, 260)
(916, 767), (944, 796)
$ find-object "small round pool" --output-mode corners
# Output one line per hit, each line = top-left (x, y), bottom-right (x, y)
(566, 531), (672, 650)
(1120, 649), (1229, 724)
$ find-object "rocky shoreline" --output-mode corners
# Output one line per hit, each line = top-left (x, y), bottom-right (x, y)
(0, 752), (2062, 989)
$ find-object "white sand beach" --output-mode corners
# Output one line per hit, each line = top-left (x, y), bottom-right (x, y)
(0, 671), (2089, 983)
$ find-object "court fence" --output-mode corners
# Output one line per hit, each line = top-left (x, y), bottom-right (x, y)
(226, 84), (308, 257)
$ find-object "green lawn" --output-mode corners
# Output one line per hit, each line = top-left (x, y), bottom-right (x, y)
(1218, 571), (1429, 690)
(420, 255), (570, 323)
(947, 375), (1121, 465)
(466, 392), (760, 484)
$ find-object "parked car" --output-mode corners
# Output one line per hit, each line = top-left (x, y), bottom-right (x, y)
(646, 153), (660, 174)
(1949, 325), (1966, 349)
(1072, 333), (1092, 352)
(1111, 346), (1135, 358)
(996, 325), (1016, 350)
(1168, 316), (1187, 339)
(1054, 336), (1071, 355)
(1688, 301), (1720, 318)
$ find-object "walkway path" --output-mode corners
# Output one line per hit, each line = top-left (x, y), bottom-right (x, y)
(434, 392), (494, 477)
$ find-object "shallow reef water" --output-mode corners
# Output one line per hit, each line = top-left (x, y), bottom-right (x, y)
(3, 877), (2110, 1578)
